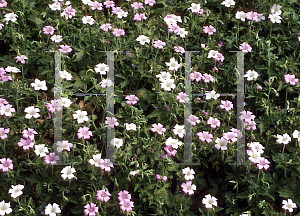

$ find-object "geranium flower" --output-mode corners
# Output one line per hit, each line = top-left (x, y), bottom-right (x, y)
(119, 199), (134, 212)
(276, 133), (291, 144)
(77, 126), (93, 139)
(235, 11), (246, 21)
(100, 23), (112, 32)
(103, 0), (115, 8)
(125, 94), (139, 105)
(44, 152), (60, 165)
(144, 0), (156, 6)
(84, 203), (98, 216)
(282, 199), (297, 213)
(152, 39), (166, 49)
(244, 70), (258, 81)
(112, 28), (125, 37)
(95, 63), (109, 75)
(8, 184), (24, 198)
(186, 115), (200, 126)
(50, 35), (63, 43)
(181, 181), (196, 195)
(197, 131), (213, 143)
(255, 157), (270, 170)
(0, 0), (8, 8)
(5, 66), (20, 73)
(0, 158), (13, 172)
(18, 138), (34, 150)
(239, 42), (252, 53)
(61, 166), (77, 180)
(292, 130), (300, 142)
(88, 153), (102, 166)
(156, 71), (172, 82)
(34, 144), (49, 157)
(270, 4), (282, 15)
(173, 124), (186, 138)
(105, 117), (119, 128)
(98, 159), (113, 172)
(174, 46), (185, 54)
(43, 26), (55, 35)
(0, 201), (12, 215)
(182, 167), (195, 180)
(165, 137), (183, 149)
(58, 45), (72, 54)
(31, 78), (47, 91)
(90, 1), (103, 10)
(151, 123), (166, 135)
(56, 140), (73, 152)
(133, 13), (147, 21)
(15, 55), (28, 64)
(202, 194), (218, 209)
(136, 35), (150, 45)
(268, 13), (282, 23)
(215, 138), (228, 150)
(124, 123), (137, 131)
(205, 90), (220, 100)
(4, 12), (18, 23)
(161, 78), (176, 91)
(73, 110), (89, 123)
(284, 74), (298, 85)
(164, 145), (177, 156)
(97, 189), (111, 202)
(203, 25), (216, 35)
(99, 78), (113, 88)
(165, 57), (182, 71)
(221, 0), (235, 7)
(220, 100), (233, 111)
(0, 127), (9, 140)
(49, 2), (61, 11)
(82, 16), (95, 25)
(176, 92), (190, 103)
(45, 203), (61, 216)
(111, 138), (123, 148)
(59, 70), (73, 80)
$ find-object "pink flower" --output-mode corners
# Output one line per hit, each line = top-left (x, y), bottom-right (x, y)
(186, 115), (200, 126)
(176, 92), (190, 103)
(58, 45), (72, 54)
(44, 152), (60, 165)
(152, 40), (166, 49)
(181, 181), (196, 195)
(258, 84), (262, 90)
(203, 25), (216, 35)
(255, 157), (270, 170)
(98, 159), (114, 172)
(90, 1), (103, 11)
(156, 174), (161, 180)
(190, 72), (203, 82)
(63, 5), (77, 17)
(112, 28), (125, 37)
(22, 128), (38, 140)
(43, 26), (55, 35)
(18, 138), (34, 150)
(197, 131), (213, 143)
(111, 7), (123, 15)
(284, 74), (298, 86)
(151, 123), (166, 135)
(202, 73), (214, 83)
(84, 203), (98, 216)
(144, 0), (156, 6)
(119, 199), (134, 212)
(164, 145), (177, 156)
(0, 158), (13, 172)
(223, 132), (237, 143)
(105, 117), (119, 128)
(103, 0), (115, 8)
(161, 176), (167, 181)
(131, 2), (143, 9)
(240, 111), (255, 122)
(0, 127), (9, 140)
(0, 0), (7, 8)
(218, 41), (223, 47)
(174, 46), (185, 54)
(77, 126), (93, 139)
(133, 13), (147, 21)
(97, 189), (111, 202)
(0, 104), (15, 117)
(245, 11), (255, 20)
(195, 9), (204, 15)
(215, 53), (225, 62)
(118, 190), (131, 202)
(220, 100), (233, 111)
(207, 117), (221, 129)
(100, 23), (112, 32)
(168, 24), (179, 33)
(125, 94), (139, 105)
(239, 42), (252, 53)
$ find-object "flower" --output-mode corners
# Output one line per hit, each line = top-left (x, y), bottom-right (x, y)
(205, 90), (220, 100)
(0, 128), (9, 140)
(8, 184), (24, 198)
(268, 13), (282, 23)
(77, 126), (93, 139)
(202, 194), (218, 209)
(161, 78), (176, 91)
(207, 117), (221, 129)
(118, 190), (131, 202)
(18, 138), (34, 150)
(239, 42), (252, 53)
(0, 0), (7, 8)
(61, 97), (72, 107)
(111, 138), (123, 148)
(221, 0), (235, 7)
(156, 71), (172, 82)
(56, 140), (73, 152)
(44, 152), (60, 165)
(5, 66), (20, 73)
(49, 2), (61, 11)
(112, 28), (125, 37)
(73, 110), (89, 123)
(34, 144), (49, 157)
(244, 70), (258, 81)
(45, 203), (61, 216)
(215, 138), (228, 150)
(164, 145), (177, 156)
(133, 13), (147, 21)
(22, 128), (37, 140)
(82, 0), (93, 5)
(152, 40), (166, 49)
(0, 104), (15, 117)
(0, 200), (12, 215)
(176, 92), (190, 103)
(174, 46), (185, 54)
(276, 133), (291, 144)
(4, 12), (18, 23)
(165, 137), (183, 149)
(50, 35), (63, 43)
(100, 23), (112, 32)
(125, 123), (137, 131)
(258, 84), (262, 90)
(15, 55), (28, 64)
(59, 70), (73, 80)
(255, 157), (270, 170)
(89, 153), (102, 166)
(176, 27), (188, 38)
(131, 2), (143, 9)
(97, 189), (111, 202)
(119, 199), (134, 212)
(284, 74), (298, 86)
(202, 73), (214, 83)
(95, 63), (109, 75)
(90, 1), (103, 10)
(31, 78), (47, 91)
(173, 124), (186, 138)
(82, 16), (95, 25)
(220, 100), (233, 111)
(203, 25), (216, 35)
(84, 203), (98, 216)
(181, 181), (196, 195)
(151, 123), (166, 135)
(182, 167), (195, 180)
(145, 0), (156, 6)
(292, 130), (300, 142)
(165, 57), (182, 71)
(282, 199), (297, 213)
(247, 149), (261, 163)
(105, 117), (119, 128)
(130, 170), (138, 176)
(270, 4), (282, 15)
(103, 0), (115, 8)
(197, 131), (213, 143)
(98, 159), (114, 172)
(0, 158), (13, 172)
(249, 142), (265, 155)
(61, 166), (77, 180)
(186, 115), (200, 126)
(235, 11), (246, 21)
(188, 3), (201, 13)
(125, 95), (139, 105)
(136, 35), (150, 45)
(99, 78), (113, 88)
(58, 45), (72, 54)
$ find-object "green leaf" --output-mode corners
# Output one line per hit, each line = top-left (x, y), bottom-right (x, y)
(73, 50), (84, 62)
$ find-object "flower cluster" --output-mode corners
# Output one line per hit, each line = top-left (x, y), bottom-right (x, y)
(207, 50), (225, 63)
(164, 14), (188, 38)
(118, 190), (134, 212)
(268, 4), (282, 23)
(246, 142), (270, 170)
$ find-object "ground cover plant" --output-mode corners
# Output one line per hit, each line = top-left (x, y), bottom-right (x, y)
(0, 0), (300, 215)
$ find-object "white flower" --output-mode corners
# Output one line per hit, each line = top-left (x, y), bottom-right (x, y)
(161, 78), (176, 91)
(270, 4), (282, 15)
(176, 27), (188, 38)
(61, 97), (73, 107)
(0, 200), (12, 215)
(4, 12), (18, 23)
(8, 185), (24, 198)
(215, 138), (228, 150)
(205, 90), (220, 100)
(45, 203), (61, 216)
(249, 142), (264, 155)
(56, 140), (73, 152)
(130, 170), (138, 176)
(99, 78), (113, 88)
(89, 153), (102, 166)
(165, 57), (182, 71)
(125, 123), (137, 131)
(292, 130), (300, 142)
(50, 35), (63, 43)
(82, 0), (93, 5)
(282, 199), (297, 213)
(82, 16), (95, 25)
(235, 11), (246, 22)
(72, 110), (89, 123)
(173, 124), (186, 138)
(188, 3), (201, 13)
(136, 35), (150, 45)
(34, 144), (49, 157)
(207, 50), (218, 59)
(276, 133), (291, 145)
(202, 194), (218, 209)
(165, 137), (182, 149)
(116, 11), (128, 19)
(5, 66), (20, 73)
(31, 78), (48, 91)
(244, 70), (258, 81)
(221, 0), (235, 7)
(95, 63), (109, 75)
(61, 166), (77, 180)
(49, 2), (61, 11)
(164, 17), (177, 26)
(268, 13), (282, 23)
(182, 167), (195, 180)
(247, 149), (261, 163)
(59, 70), (73, 80)
(53, 99), (63, 112)
(111, 138), (123, 148)
(24, 106), (41, 119)
(156, 71), (172, 82)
